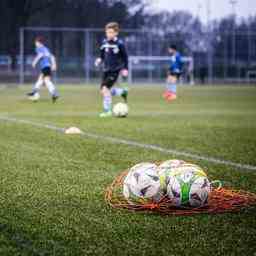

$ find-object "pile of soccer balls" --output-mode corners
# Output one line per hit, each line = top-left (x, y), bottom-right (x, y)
(123, 160), (211, 208)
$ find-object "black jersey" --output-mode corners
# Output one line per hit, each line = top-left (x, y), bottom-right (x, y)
(100, 37), (128, 72)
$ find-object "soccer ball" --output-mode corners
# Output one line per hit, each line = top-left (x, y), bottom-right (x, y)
(113, 102), (129, 117)
(157, 159), (186, 193)
(123, 162), (162, 203)
(28, 92), (40, 102)
(166, 165), (210, 208)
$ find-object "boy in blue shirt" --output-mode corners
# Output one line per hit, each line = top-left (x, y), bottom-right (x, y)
(95, 22), (128, 117)
(163, 44), (183, 102)
(27, 36), (59, 103)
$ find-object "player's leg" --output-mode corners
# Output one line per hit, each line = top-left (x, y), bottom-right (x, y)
(100, 85), (112, 117)
(44, 76), (59, 103)
(168, 74), (177, 97)
(27, 74), (44, 96)
(99, 71), (119, 117)
(42, 67), (59, 103)
(111, 87), (128, 103)
(163, 74), (178, 102)
(110, 70), (129, 102)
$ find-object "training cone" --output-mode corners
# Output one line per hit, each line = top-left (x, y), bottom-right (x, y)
(65, 127), (82, 134)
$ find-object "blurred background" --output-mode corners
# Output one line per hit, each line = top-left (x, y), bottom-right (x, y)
(0, 0), (255, 85)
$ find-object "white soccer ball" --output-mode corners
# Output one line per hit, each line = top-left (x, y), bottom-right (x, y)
(28, 92), (40, 102)
(166, 165), (210, 208)
(113, 102), (129, 117)
(123, 162), (162, 203)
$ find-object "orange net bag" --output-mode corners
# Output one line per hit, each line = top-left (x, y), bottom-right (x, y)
(105, 170), (256, 216)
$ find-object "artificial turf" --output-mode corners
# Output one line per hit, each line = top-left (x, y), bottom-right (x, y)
(0, 85), (255, 255)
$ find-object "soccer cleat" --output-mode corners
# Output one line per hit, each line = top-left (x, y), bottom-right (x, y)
(121, 88), (129, 103)
(52, 95), (59, 103)
(27, 92), (35, 96)
(166, 93), (177, 102)
(162, 91), (169, 99)
(171, 93), (177, 100)
(163, 91), (177, 102)
(99, 111), (112, 118)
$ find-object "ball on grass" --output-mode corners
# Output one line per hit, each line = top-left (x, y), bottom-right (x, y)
(123, 162), (162, 203)
(113, 102), (129, 118)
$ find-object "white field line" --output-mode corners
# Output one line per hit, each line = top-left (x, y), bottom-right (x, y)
(1, 110), (256, 117)
(1, 115), (256, 171)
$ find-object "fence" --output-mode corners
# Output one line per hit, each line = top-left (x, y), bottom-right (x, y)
(15, 27), (256, 85)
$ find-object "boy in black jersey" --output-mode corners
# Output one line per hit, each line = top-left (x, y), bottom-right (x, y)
(95, 22), (128, 117)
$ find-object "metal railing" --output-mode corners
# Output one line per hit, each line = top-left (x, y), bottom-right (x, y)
(17, 27), (256, 85)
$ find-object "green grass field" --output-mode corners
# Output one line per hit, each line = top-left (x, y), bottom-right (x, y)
(0, 85), (256, 256)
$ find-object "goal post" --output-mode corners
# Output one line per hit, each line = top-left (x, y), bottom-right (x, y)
(128, 56), (194, 85)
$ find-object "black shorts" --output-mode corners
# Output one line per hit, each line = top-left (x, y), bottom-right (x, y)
(101, 71), (120, 89)
(168, 70), (181, 79)
(41, 67), (52, 77)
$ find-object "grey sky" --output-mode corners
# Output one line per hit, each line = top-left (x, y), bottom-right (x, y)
(150, 0), (254, 23)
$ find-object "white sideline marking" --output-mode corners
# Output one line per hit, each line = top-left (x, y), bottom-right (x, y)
(1, 110), (256, 117)
(1, 116), (256, 171)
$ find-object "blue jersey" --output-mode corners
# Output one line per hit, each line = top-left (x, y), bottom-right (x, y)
(169, 52), (183, 74)
(36, 46), (52, 70)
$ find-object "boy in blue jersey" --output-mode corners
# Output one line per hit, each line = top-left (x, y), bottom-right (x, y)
(163, 44), (183, 102)
(95, 22), (128, 117)
(27, 36), (59, 103)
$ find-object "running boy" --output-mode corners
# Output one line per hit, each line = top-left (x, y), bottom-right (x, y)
(163, 44), (183, 102)
(27, 36), (59, 103)
(95, 22), (128, 117)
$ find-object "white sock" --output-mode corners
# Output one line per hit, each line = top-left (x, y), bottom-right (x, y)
(167, 83), (177, 94)
(33, 79), (43, 92)
(45, 80), (57, 96)
(111, 87), (124, 96)
(103, 95), (112, 112)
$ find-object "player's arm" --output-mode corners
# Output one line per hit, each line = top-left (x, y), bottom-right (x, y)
(95, 43), (105, 67)
(32, 53), (43, 68)
(51, 54), (57, 71)
(119, 42), (128, 77)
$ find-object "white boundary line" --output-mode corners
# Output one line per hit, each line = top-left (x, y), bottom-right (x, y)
(1, 110), (256, 117)
(1, 116), (256, 171)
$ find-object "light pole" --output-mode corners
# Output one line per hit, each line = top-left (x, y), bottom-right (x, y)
(230, 0), (237, 65)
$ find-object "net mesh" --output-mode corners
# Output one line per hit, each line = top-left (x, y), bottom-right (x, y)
(105, 170), (256, 216)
